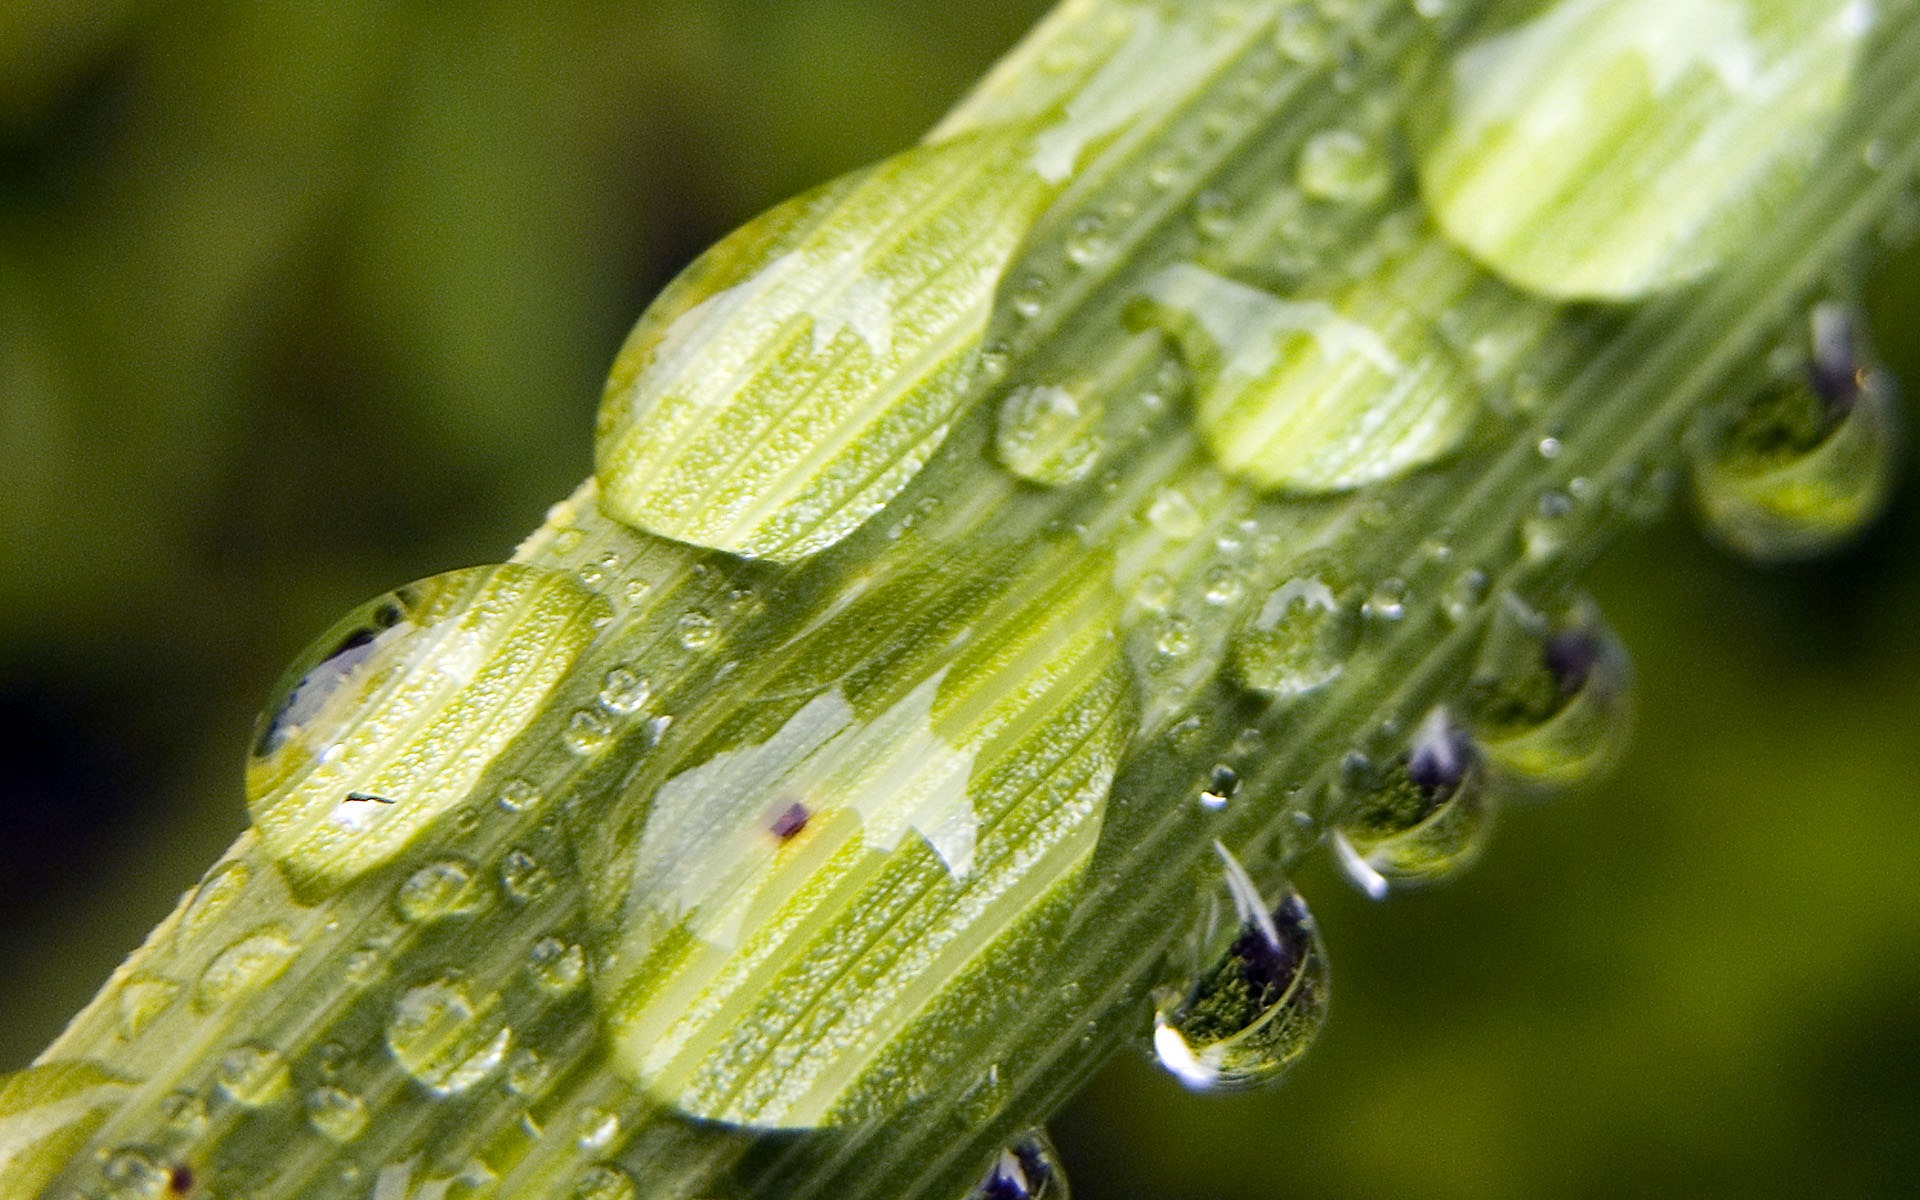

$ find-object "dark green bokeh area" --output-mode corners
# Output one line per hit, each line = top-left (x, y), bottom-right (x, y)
(3, 3), (1918, 1197)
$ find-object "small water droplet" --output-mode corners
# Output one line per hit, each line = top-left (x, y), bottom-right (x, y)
(1690, 303), (1902, 562)
(101, 1148), (171, 1200)
(1203, 566), (1245, 606)
(386, 977), (512, 1096)
(160, 1090), (208, 1136)
(995, 383), (1104, 486)
(1331, 708), (1490, 895)
(1441, 567), (1490, 623)
(1064, 213), (1110, 266)
(1274, 10), (1331, 62)
(564, 709), (615, 756)
(1192, 190), (1236, 239)
(1135, 571), (1175, 615)
(1155, 615), (1196, 658)
(1363, 578), (1408, 622)
(395, 859), (486, 923)
(1233, 575), (1356, 699)
(216, 1044), (291, 1107)
(117, 974), (180, 1039)
(1146, 488), (1204, 540)
(1010, 274), (1049, 320)
(505, 1048), (551, 1098)
(572, 1164), (636, 1200)
(1296, 129), (1390, 204)
(194, 927), (297, 1012)
(967, 1130), (1068, 1200)
(676, 611), (717, 651)
(306, 1086), (369, 1143)
(597, 668), (651, 716)
(527, 938), (587, 995)
(500, 850), (554, 903)
(1151, 845), (1329, 1091)
(1521, 489), (1576, 561)
(1200, 764), (1241, 811)
(181, 861), (249, 937)
(497, 778), (543, 815)
(575, 1107), (622, 1153)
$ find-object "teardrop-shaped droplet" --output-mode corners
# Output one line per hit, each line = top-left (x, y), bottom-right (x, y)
(386, 977), (513, 1097)
(1151, 844), (1329, 1091)
(1231, 573), (1358, 699)
(968, 1129), (1069, 1200)
(1467, 598), (1634, 787)
(0, 1061), (133, 1196)
(593, 125), (1058, 562)
(1136, 251), (1478, 494)
(246, 564), (608, 894)
(1331, 708), (1491, 897)
(1416, 0), (1870, 299)
(1690, 303), (1902, 562)
(995, 383), (1104, 486)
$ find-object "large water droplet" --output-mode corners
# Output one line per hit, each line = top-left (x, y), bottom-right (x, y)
(194, 927), (297, 1013)
(1467, 598), (1634, 787)
(1330, 708), (1491, 897)
(996, 384), (1104, 486)
(1151, 844), (1329, 1091)
(1232, 574), (1357, 698)
(967, 1130), (1068, 1200)
(247, 565), (608, 893)
(1690, 303), (1902, 562)
(386, 977), (512, 1097)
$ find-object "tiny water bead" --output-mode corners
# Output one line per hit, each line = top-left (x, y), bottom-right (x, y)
(1330, 708), (1491, 898)
(995, 383), (1105, 487)
(0, 1061), (133, 1195)
(1231, 574), (1358, 699)
(386, 977), (513, 1097)
(305, 1086), (369, 1143)
(246, 565), (608, 894)
(1151, 845), (1329, 1091)
(215, 1045), (290, 1107)
(1467, 599), (1634, 787)
(1416, 0), (1870, 299)
(968, 1130), (1068, 1200)
(1690, 303), (1902, 562)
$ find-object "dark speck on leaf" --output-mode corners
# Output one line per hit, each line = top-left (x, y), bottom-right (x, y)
(168, 1165), (194, 1194)
(770, 801), (809, 841)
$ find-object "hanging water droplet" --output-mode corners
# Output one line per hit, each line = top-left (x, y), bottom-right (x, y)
(194, 927), (297, 1013)
(500, 850), (554, 904)
(395, 859), (486, 923)
(527, 937), (587, 995)
(306, 1086), (369, 1143)
(386, 977), (512, 1097)
(967, 1130), (1068, 1200)
(246, 565), (608, 893)
(597, 668), (651, 716)
(1332, 708), (1491, 897)
(117, 974), (180, 1039)
(1151, 844), (1330, 1091)
(1232, 575), (1357, 699)
(572, 1163), (637, 1200)
(1296, 129), (1391, 204)
(215, 1044), (290, 1107)
(995, 383), (1106, 488)
(1467, 598), (1634, 787)
(1690, 303), (1902, 562)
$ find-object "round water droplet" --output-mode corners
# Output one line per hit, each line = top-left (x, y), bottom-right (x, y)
(1135, 571), (1176, 615)
(1065, 213), (1110, 266)
(597, 668), (651, 716)
(386, 977), (512, 1097)
(215, 1044), (290, 1107)
(1363, 577), (1409, 623)
(497, 778), (543, 815)
(996, 384), (1103, 486)
(306, 1086), (369, 1143)
(1233, 574), (1357, 699)
(194, 927), (297, 1013)
(1010, 274), (1049, 320)
(1521, 489), (1577, 562)
(1467, 599), (1634, 787)
(1296, 129), (1391, 204)
(564, 709), (616, 757)
(1151, 848), (1329, 1091)
(1192, 190), (1236, 239)
(1330, 708), (1491, 896)
(395, 859), (486, 923)
(181, 861), (249, 937)
(1690, 304), (1902, 562)
(160, 1090), (209, 1137)
(1199, 764), (1240, 811)
(246, 565), (608, 893)
(1155, 615), (1195, 658)
(967, 1130), (1068, 1200)
(572, 1164), (636, 1200)
(1145, 488), (1203, 540)
(117, 974), (180, 1039)
(527, 937), (587, 995)
(505, 1047), (551, 1098)
(500, 850), (553, 904)
(101, 1147), (171, 1200)
(575, 1107), (621, 1153)
(1441, 567), (1490, 623)
(676, 611), (717, 651)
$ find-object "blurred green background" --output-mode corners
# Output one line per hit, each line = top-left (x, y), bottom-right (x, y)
(3, 2), (1918, 1197)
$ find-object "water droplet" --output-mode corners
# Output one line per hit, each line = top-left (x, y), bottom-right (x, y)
(1202, 566), (1245, 607)
(527, 937), (587, 995)
(575, 1107), (622, 1153)
(246, 566), (608, 892)
(564, 708), (616, 756)
(501, 850), (554, 903)
(1296, 129), (1390, 204)
(1468, 599), (1634, 787)
(598, 668), (651, 716)
(967, 1130), (1068, 1200)
(194, 927), (297, 1012)
(1331, 708), (1490, 896)
(505, 1048), (551, 1098)
(1441, 567), (1490, 623)
(1192, 190), (1236, 238)
(1155, 615), (1196, 658)
(497, 778), (543, 815)
(1690, 303), (1902, 562)
(160, 1090), (208, 1136)
(386, 977), (512, 1097)
(306, 1085), (369, 1143)
(1233, 575), (1356, 700)
(1151, 844), (1329, 1091)
(1135, 571), (1175, 614)
(995, 384), (1104, 487)
(216, 1044), (290, 1107)
(117, 974), (180, 1039)
(395, 859), (486, 923)
(1064, 213), (1110, 266)
(1200, 764), (1240, 811)
(1521, 489), (1576, 562)
(101, 1147), (171, 1200)
(676, 611), (717, 651)
(1363, 578), (1408, 623)
(1010, 274), (1049, 320)
(572, 1163), (636, 1200)
(1537, 434), (1563, 459)
(1146, 488), (1203, 540)
(1274, 9), (1332, 62)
